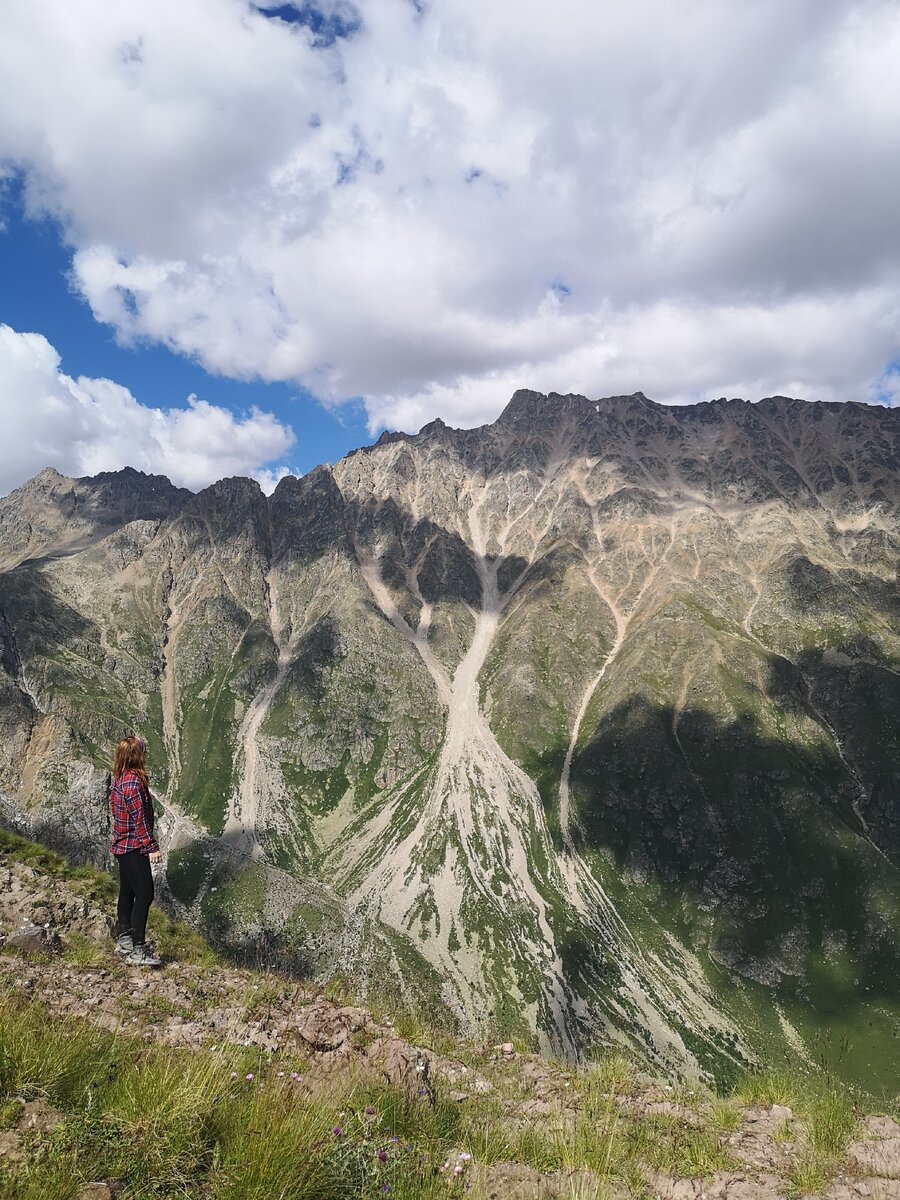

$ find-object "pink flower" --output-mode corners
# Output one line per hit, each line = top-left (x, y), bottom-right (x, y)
(245, 1073), (254, 1081)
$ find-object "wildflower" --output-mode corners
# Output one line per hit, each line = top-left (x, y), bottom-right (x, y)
(230, 1071), (238, 1079)
(459, 1153), (472, 1163)
(377, 1150), (388, 1163)
(333, 1126), (343, 1138)
(277, 1071), (285, 1078)
(365, 1104), (376, 1115)
(290, 1071), (301, 1081)
(245, 1073), (254, 1081)
(391, 1136), (399, 1144)
(382, 1187), (391, 1195)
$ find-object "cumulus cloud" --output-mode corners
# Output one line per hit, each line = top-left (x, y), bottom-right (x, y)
(1, 0), (899, 432)
(0, 325), (295, 495)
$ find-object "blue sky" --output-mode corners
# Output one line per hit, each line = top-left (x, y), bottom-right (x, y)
(1, 1), (898, 496)
(0, 177), (371, 485)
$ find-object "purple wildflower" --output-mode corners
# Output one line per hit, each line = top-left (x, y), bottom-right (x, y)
(245, 1073), (254, 1081)
(333, 1126), (343, 1138)
(377, 1150), (388, 1163)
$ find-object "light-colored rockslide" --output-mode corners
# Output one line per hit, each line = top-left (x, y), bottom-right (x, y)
(331, 459), (751, 1070)
(224, 568), (299, 860)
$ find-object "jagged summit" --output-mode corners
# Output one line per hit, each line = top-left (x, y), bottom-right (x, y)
(495, 388), (654, 431)
(7, 388), (897, 511)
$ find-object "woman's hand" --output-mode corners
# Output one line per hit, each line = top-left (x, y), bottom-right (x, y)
(149, 851), (162, 864)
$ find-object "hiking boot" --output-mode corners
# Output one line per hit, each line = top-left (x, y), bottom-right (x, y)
(125, 943), (162, 968)
(114, 933), (134, 956)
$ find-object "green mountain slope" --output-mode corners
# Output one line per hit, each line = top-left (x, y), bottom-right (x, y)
(1, 392), (898, 1088)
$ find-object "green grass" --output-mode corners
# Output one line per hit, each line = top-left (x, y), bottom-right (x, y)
(786, 1154), (832, 1197)
(625, 1115), (735, 1179)
(0, 982), (880, 1200)
(174, 666), (238, 835)
(0, 830), (114, 905)
(735, 1068), (802, 1109)
(0, 995), (476, 1199)
(735, 1068), (859, 1155)
(733, 1065), (861, 1196)
(805, 1086), (858, 1157)
(705, 1096), (743, 1135)
(61, 934), (108, 968)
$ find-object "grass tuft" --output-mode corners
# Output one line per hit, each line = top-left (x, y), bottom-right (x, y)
(786, 1153), (832, 1197)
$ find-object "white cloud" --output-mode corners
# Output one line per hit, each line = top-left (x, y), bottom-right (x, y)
(1, 0), (899, 433)
(0, 324), (295, 495)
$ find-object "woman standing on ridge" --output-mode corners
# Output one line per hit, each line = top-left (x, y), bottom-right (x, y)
(109, 734), (163, 967)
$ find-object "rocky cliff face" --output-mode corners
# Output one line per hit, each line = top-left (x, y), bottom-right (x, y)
(1, 393), (898, 1088)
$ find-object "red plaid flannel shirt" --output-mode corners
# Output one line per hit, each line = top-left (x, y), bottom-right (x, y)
(109, 769), (159, 856)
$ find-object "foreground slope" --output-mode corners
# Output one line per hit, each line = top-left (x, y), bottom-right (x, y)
(0, 392), (898, 1085)
(1, 829), (898, 1200)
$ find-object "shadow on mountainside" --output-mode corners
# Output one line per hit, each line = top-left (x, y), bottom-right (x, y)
(0, 562), (98, 668)
(566, 641), (900, 1015)
(274, 474), (534, 611)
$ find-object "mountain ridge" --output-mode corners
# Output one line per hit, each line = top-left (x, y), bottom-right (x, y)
(1, 390), (898, 1088)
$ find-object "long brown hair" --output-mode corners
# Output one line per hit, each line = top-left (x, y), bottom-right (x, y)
(113, 735), (149, 790)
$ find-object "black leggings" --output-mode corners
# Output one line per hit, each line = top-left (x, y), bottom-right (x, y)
(116, 851), (154, 945)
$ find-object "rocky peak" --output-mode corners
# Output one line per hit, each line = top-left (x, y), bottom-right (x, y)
(0, 465), (191, 570)
(270, 465), (348, 560)
(177, 476), (272, 562)
(495, 388), (597, 433)
(73, 466), (192, 523)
